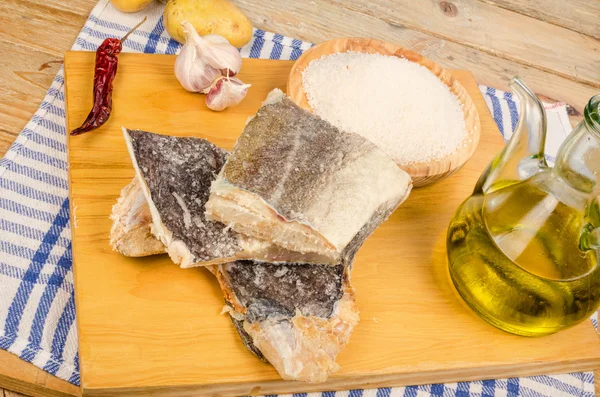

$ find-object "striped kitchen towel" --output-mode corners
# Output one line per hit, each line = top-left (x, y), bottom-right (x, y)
(0, 0), (595, 395)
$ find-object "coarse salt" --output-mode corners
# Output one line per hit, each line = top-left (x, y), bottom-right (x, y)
(302, 52), (467, 165)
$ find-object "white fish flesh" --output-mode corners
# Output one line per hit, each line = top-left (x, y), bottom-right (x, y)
(206, 89), (412, 264)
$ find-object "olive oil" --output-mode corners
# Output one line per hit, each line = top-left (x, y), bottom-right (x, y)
(447, 179), (600, 336)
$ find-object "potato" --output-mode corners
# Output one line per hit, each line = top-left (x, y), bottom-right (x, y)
(164, 0), (253, 48)
(110, 0), (154, 12)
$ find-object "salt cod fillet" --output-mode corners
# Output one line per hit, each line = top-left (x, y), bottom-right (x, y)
(110, 177), (166, 257)
(109, 174), (359, 382)
(116, 129), (360, 382)
(121, 128), (336, 266)
(211, 261), (359, 383)
(205, 89), (412, 264)
(109, 174), (332, 263)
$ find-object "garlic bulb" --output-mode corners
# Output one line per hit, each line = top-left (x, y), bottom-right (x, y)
(174, 20), (242, 92)
(199, 34), (242, 75)
(205, 76), (251, 111)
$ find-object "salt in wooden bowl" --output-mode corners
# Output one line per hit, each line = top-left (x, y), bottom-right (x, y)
(287, 37), (481, 187)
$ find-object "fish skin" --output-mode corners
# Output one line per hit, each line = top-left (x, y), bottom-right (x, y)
(206, 89), (412, 263)
(123, 128), (242, 267)
(222, 261), (344, 319)
(119, 128), (341, 266)
(213, 261), (358, 383)
(230, 315), (268, 362)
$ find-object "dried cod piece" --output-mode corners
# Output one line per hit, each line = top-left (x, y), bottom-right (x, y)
(109, 176), (359, 383)
(115, 128), (362, 383)
(206, 89), (412, 264)
(110, 177), (166, 257)
(110, 189), (359, 384)
(122, 128), (236, 267)
(211, 261), (358, 383)
(121, 129), (336, 266)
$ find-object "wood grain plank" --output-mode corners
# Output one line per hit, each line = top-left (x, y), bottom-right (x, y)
(0, 0), (93, 56)
(33, 0), (99, 15)
(66, 51), (600, 396)
(0, 349), (79, 397)
(313, 0), (600, 86)
(479, 0), (600, 40)
(0, 0), (95, 156)
(5, 391), (28, 397)
(0, 40), (64, 154)
(234, 0), (597, 120)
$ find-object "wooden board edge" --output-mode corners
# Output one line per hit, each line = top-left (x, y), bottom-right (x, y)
(80, 356), (600, 397)
(64, 50), (86, 397)
(0, 349), (79, 397)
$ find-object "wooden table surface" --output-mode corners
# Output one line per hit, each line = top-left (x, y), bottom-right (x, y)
(0, 0), (598, 396)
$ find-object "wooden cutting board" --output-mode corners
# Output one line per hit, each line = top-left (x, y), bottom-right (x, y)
(64, 51), (600, 397)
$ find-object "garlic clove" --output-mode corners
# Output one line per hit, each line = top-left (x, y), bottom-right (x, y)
(197, 34), (243, 75)
(205, 76), (251, 112)
(174, 21), (221, 92)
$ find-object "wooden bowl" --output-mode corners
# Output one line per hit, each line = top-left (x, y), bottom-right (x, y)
(287, 38), (481, 187)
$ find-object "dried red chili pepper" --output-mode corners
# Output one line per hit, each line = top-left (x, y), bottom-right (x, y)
(70, 17), (146, 136)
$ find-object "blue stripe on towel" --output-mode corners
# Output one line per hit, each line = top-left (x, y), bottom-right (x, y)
(249, 30), (265, 59)
(0, 160), (68, 190)
(68, 365), (80, 385)
(165, 37), (180, 54)
(43, 359), (61, 375)
(507, 377), (520, 397)
(28, 244), (72, 347)
(143, 16), (166, 54)
(482, 379), (496, 397)
(486, 86), (505, 136)
(22, 128), (67, 153)
(4, 199), (70, 337)
(504, 91), (519, 137)
(39, 101), (66, 118)
(290, 39), (304, 60)
(0, 262), (74, 292)
(49, 293), (76, 365)
(0, 219), (70, 249)
(403, 386), (418, 397)
(430, 384), (444, 396)
(0, 197), (61, 224)
(270, 34), (284, 60)
(46, 87), (65, 102)
(82, 26), (146, 53)
(0, 179), (65, 206)
(31, 115), (66, 135)
(376, 388), (391, 397)
(9, 144), (67, 170)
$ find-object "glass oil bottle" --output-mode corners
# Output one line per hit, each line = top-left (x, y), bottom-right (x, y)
(447, 78), (600, 336)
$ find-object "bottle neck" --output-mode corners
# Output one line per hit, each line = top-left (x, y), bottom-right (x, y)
(552, 95), (600, 199)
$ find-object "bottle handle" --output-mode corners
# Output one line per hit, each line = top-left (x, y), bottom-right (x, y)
(476, 77), (549, 194)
